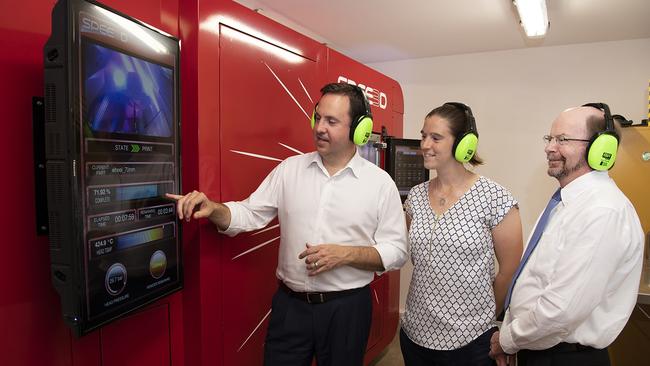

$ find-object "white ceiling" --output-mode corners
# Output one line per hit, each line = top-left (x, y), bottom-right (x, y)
(234, 0), (650, 63)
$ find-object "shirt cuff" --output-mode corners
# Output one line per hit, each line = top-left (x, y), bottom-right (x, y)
(373, 242), (407, 273)
(499, 313), (518, 354)
(219, 202), (241, 237)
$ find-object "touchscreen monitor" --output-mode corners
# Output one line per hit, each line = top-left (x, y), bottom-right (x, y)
(385, 138), (430, 202)
(43, 0), (182, 336)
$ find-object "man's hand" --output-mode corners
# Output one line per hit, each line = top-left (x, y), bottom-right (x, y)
(166, 191), (215, 222)
(489, 331), (513, 366)
(493, 353), (512, 366)
(298, 243), (350, 276)
(166, 191), (231, 231)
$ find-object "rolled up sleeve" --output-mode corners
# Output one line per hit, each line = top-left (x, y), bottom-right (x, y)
(373, 181), (408, 273)
(500, 206), (642, 353)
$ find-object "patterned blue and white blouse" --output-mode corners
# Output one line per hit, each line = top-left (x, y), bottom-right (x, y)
(401, 176), (517, 350)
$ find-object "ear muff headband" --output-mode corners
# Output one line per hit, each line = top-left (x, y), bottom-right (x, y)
(582, 102), (619, 171)
(444, 102), (479, 163)
(612, 114), (633, 127)
(310, 86), (374, 146)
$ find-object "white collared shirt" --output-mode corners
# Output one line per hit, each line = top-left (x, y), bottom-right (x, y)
(500, 171), (644, 353)
(222, 151), (408, 292)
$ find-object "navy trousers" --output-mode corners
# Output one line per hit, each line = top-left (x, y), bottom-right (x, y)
(517, 343), (610, 366)
(400, 327), (497, 366)
(263, 285), (372, 366)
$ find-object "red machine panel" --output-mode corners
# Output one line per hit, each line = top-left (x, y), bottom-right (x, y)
(327, 48), (405, 138)
(101, 304), (171, 366)
(219, 24), (324, 365)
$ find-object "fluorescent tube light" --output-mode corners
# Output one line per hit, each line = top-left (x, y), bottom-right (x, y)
(514, 0), (549, 38)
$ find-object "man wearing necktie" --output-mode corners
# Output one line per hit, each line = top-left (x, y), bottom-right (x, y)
(489, 105), (644, 366)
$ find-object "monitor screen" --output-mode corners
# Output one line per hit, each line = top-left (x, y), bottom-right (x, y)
(80, 39), (180, 324)
(44, 0), (182, 336)
(84, 42), (174, 138)
(385, 138), (429, 201)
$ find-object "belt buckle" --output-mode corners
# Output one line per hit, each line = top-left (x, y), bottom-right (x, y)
(306, 292), (324, 304)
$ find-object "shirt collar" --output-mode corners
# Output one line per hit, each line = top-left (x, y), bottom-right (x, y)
(559, 170), (610, 205)
(308, 149), (364, 179)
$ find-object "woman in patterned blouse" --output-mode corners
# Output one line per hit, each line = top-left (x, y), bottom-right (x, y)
(399, 103), (523, 366)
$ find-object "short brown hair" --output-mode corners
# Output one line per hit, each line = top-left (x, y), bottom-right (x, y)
(320, 83), (368, 125)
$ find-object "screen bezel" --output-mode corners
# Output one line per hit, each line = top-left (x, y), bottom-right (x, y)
(76, 0), (182, 330)
(45, 0), (183, 336)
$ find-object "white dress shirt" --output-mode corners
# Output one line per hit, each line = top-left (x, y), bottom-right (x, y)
(500, 171), (644, 353)
(222, 151), (408, 292)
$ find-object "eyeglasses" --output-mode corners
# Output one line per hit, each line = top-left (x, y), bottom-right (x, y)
(542, 135), (590, 145)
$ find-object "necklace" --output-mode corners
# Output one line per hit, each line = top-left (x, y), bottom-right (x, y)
(431, 179), (451, 207)
(430, 172), (477, 209)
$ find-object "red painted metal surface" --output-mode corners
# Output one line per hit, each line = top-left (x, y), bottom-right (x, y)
(0, 0), (404, 365)
(101, 304), (171, 366)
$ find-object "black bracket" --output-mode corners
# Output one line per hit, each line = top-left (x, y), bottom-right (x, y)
(33, 96), (48, 235)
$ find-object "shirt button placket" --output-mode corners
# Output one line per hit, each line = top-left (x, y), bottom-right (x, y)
(309, 176), (332, 289)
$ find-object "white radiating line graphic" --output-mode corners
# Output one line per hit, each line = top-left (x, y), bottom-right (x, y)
(278, 142), (304, 155)
(238, 308), (272, 352)
(374, 289), (380, 305)
(230, 150), (283, 162)
(298, 78), (313, 103)
(232, 236), (280, 260)
(264, 62), (310, 120)
(251, 224), (280, 236)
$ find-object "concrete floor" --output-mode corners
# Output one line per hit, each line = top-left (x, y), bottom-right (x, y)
(369, 329), (404, 366)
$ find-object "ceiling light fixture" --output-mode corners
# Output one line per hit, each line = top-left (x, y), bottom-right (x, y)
(513, 0), (549, 38)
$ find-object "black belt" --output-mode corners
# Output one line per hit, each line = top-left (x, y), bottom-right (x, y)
(520, 342), (599, 354)
(278, 281), (366, 304)
(552, 342), (598, 352)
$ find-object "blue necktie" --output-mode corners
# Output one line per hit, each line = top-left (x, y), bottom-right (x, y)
(503, 189), (562, 310)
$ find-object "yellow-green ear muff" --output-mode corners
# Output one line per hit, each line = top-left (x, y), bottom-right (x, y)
(454, 132), (479, 163)
(310, 108), (316, 129)
(582, 102), (620, 171)
(348, 86), (374, 146)
(587, 133), (618, 170)
(352, 115), (373, 146)
(444, 102), (480, 163)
